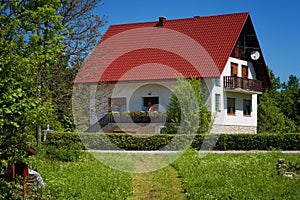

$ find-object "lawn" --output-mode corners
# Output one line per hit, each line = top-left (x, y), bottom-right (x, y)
(35, 155), (132, 199)
(33, 149), (300, 199)
(173, 149), (300, 200)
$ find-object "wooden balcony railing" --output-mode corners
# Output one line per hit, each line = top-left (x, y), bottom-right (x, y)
(87, 114), (171, 132)
(223, 76), (262, 92)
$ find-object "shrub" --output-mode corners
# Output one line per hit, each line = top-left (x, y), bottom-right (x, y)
(44, 143), (85, 162)
(45, 132), (300, 151)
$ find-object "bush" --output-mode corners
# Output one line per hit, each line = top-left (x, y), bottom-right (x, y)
(45, 132), (82, 147)
(45, 132), (300, 151)
(43, 133), (85, 161)
(44, 143), (85, 162)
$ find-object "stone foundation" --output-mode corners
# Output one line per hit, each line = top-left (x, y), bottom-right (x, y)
(211, 124), (257, 134)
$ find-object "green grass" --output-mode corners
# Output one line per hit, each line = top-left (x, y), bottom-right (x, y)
(31, 148), (300, 199)
(173, 149), (300, 200)
(35, 155), (132, 199)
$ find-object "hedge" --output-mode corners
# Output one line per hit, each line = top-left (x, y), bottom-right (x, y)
(45, 132), (300, 151)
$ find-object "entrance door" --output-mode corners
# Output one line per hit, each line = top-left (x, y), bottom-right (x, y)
(143, 97), (159, 111)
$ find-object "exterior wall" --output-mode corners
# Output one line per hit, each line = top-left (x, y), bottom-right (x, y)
(93, 57), (260, 134)
(209, 57), (259, 133)
(111, 80), (176, 112)
(211, 124), (257, 134)
(221, 57), (257, 79)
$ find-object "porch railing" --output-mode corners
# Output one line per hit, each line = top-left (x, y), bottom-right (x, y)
(223, 76), (262, 92)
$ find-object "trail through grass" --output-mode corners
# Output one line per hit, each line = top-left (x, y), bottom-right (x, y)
(129, 165), (186, 200)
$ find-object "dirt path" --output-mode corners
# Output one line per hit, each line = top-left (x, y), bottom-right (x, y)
(128, 165), (186, 200)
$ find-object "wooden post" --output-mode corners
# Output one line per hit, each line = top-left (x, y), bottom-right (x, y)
(36, 125), (41, 147)
(23, 165), (29, 195)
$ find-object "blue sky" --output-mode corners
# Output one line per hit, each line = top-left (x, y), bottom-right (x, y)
(95, 0), (300, 82)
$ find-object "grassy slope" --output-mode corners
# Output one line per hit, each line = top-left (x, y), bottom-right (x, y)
(173, 149), (300, 200)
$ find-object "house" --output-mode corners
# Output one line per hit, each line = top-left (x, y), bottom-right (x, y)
(74, 12), (271, 134)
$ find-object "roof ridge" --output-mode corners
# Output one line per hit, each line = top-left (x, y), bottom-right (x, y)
(108, 12), (250, 27)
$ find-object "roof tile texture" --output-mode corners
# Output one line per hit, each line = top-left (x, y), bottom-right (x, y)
(75, 12), (249, 83)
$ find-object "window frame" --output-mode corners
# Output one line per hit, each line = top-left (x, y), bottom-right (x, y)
(242, 65), (248, 79)
(215, 93), (220, 112)
(243, 99), (251, 116)
(231, 63), (238, 77)
(227, 97), (236, 115)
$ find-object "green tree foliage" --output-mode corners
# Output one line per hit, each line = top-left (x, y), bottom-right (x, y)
(257, 69), (298, 133)
(0, 0), (65, 195)
(257, 91), (296, 133)
(164, 76), (210, 134)
(281, 75), (300, 131)
(40, 0), (107, 131)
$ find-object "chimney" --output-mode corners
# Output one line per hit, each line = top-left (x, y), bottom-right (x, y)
(158, 16), (166, 27)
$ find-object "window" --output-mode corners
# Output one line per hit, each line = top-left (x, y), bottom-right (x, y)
(108, 97), (126, 112)
(231, 63), (238, 77)
(227, 98), (236, 115)
(143, 97), (159, 111)
(215, 78), (221, 87)
(242, 65), (248, 78)
(243, 99), (251, 116)
(215, 94), (220, 112)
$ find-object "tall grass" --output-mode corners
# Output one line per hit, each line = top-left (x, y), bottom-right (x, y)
(173, 149), (300, 199)
(32, 151), (132, 199)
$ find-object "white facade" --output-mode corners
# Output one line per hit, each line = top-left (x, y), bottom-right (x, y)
(209, 57), (259, 133)
(94, 57), (261, 133)
(110, 80), (176, 112)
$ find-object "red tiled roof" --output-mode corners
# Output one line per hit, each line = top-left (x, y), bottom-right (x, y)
(74, 12), (250, 83)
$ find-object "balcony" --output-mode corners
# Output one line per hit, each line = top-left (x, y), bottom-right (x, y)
(223, 76), (262, 93)
(87, 112), (170, 132)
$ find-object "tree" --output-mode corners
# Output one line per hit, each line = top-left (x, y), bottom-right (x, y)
(280, 75), (300, 131)
(163, 76), (210, 134)
(0, 0), (65, 196)
(257, 91), (296, 133)
(59, 0), (107, 70)
(38, 0), (107, 131)
(257, 69), (297, 133)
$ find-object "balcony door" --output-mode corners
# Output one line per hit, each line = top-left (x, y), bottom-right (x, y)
(231, 63), (238, 77)
(143, 97), (159, 111)
(242, 65), (248, 78)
